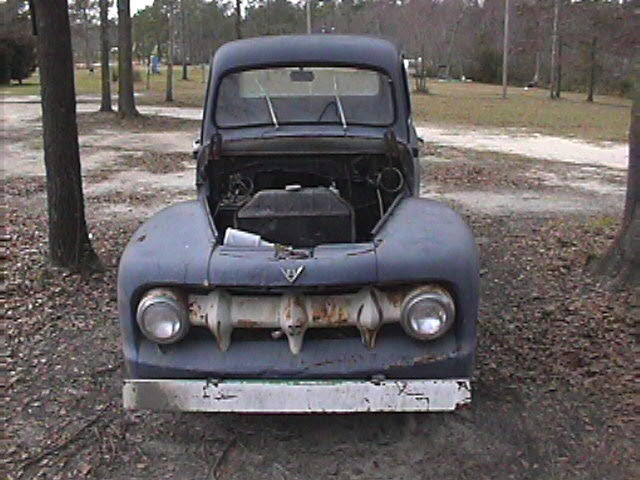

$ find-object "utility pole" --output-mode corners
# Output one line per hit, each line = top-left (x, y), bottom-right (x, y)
(502, 0), (510, 99)
(306, 0), (312, 34)
(550, 0), (560, 99)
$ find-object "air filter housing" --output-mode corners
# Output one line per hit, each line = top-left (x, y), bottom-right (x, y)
(236, 187), (355, 247)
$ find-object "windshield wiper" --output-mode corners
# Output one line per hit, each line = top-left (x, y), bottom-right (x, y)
(333, 76), (347, 131)
(255, 79), (279, 129)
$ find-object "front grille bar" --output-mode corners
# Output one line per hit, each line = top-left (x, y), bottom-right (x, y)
(188, 288), (406, 354)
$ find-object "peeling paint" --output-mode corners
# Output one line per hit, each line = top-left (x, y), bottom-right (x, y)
(124, 378), (471, 412)
(188, 287), (409, 354)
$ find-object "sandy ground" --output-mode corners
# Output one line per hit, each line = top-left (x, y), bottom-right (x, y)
(3, 98), (629, 173)
(1, 101), (198, 219)
(3, 99), (636, 480)
(416, 125), (628, 170)
(1, 98), (627, 217)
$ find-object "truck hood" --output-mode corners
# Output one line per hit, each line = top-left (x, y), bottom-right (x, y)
(119, 197), (477, 294)
(208, 243), (377, 288)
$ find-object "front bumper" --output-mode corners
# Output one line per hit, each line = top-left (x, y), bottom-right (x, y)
(123, 378), (471, 413)
(128, 329), (474, 380)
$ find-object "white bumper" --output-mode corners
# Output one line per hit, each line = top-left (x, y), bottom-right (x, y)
(123, 378), (471, 413)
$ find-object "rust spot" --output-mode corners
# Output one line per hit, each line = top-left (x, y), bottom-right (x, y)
(385, 289), (407, 308)
(311, 299), (350, 326)
(189, 301), (205, 321)
(236, 319), (260, 328)
(346, 247), (376, 256)
(413, 353), (449, 365)
(215, 322), (222, 344)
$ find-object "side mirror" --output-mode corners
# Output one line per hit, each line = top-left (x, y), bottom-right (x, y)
(192, 138), (201, 160)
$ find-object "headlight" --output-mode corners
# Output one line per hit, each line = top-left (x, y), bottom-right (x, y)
(136, 288), (189, 344)
(400, 287), (455, 340)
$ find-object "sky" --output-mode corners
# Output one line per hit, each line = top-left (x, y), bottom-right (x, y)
(131, 0), (155, 14)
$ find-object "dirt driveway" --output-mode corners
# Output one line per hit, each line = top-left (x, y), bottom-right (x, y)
(3, 100), (637, 480)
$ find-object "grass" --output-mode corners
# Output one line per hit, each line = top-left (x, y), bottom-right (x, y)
(1, 67), (632, 143)
(412, 81), (631, 143)
(0, 65), (208, 104)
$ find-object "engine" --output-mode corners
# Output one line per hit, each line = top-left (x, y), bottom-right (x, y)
(210, 155), (407, 248)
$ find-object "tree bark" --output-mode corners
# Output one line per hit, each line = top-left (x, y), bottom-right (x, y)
(32, 0), (100, 270)
(99, 0), (112, 112)
(550, 0), (560, 99)
(82, 4), (92, 70)
(181, 0), (188, 80)
(594, 73), (639, 286)
(502, 0), (510, 99)
(586, 36), (597, 103)
(117, 0), (139, 116)
(165, 1), (174, 102)
(235, 0), (242, 40)
(532, 51), (540, 86)
(445, 7), (465, 80)
(555, 37), (562, 99)
(417, 46), (428, 93)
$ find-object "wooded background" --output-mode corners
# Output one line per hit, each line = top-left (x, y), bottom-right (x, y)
(2, 0), (638, 97)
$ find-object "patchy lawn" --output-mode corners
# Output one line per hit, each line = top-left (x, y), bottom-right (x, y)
(0, 66), (208, 108)
(76, 111), (200, 136)
(412, 82), (631, 143)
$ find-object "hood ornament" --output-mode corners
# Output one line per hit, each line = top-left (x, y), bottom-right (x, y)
(281, 266), (304, 284)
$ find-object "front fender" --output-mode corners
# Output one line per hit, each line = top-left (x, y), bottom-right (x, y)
(375, 198), (479, 353)
(117, 200), (216, 372)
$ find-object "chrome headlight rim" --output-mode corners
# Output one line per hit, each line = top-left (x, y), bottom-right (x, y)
(400, 286), (455, 341)
(136, 288), (189, 344)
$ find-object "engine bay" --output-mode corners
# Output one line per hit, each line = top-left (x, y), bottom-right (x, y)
(210, 154), (408, 247)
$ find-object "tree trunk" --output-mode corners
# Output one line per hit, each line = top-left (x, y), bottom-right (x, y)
(99, 0), (112, 112)
(556, 37), (562, 99)
(32, 0), (100, 270)
(82, 5), (92, 70)
(117, 0), (139, 116)
(344, 0), (352, 32)
(531, 7), (541, 87)
(587, 36), (597, 103)
(594, 74), (639, 286)
(181, 0), (188, 80)
(235, 0), (242, 40)
(445, 8), (465, 80)
(146, 55), (151, 89)
(532, 51), (540, 86)
(417, 46), (428, 94)
(550, 0), (560, 99)
(502, 0), (510, 100)
(165, 2), (174, 103)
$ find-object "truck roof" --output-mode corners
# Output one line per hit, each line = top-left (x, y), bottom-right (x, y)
(211, 35), (401, 76)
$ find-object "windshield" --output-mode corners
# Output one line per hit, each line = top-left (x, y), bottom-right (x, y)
(215, 67), (394, 128)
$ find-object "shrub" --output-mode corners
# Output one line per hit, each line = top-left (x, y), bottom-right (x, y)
(618, 78), (635, 98)
(472, 47), (502, 84)
(0, 42), (12, 85)
(9, 35), (36, 84)
(0, 34), (36, 85)
(111, 68), (143, 83)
